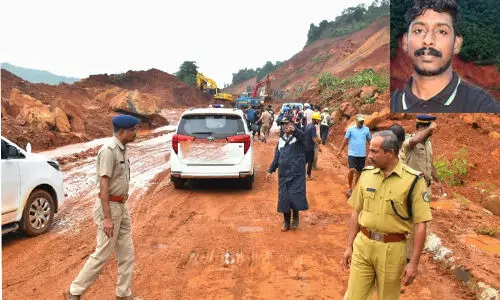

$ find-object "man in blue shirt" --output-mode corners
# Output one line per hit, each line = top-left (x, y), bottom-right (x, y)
(337, 114), (371, 197)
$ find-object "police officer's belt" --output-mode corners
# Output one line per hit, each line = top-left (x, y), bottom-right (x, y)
(360, 226), (406, 243)
(109, 195), (127, 203)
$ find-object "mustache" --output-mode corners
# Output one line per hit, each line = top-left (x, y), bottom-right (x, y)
(414, 47), (442, 58)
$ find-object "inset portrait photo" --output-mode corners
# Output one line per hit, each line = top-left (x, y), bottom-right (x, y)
(390, 0), (500, 113)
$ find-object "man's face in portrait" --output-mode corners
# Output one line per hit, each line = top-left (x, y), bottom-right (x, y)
(403, 9), (462, 76)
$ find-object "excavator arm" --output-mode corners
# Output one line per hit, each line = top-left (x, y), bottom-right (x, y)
(196, 72), (235, 104)
(251, 75), (271, 100)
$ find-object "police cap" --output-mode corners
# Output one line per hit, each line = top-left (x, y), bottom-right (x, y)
(112, 115), (141, 129)
(416, 114), (437, 124)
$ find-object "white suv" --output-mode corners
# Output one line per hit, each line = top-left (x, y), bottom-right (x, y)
(1, 136), (65, 236)
(170, 108), (254, 189)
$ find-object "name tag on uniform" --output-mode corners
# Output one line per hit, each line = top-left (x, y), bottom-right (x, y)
(366, 187), (376, 192)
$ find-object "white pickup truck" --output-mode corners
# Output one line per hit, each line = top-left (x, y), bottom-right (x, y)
(1, 136), (65, 236)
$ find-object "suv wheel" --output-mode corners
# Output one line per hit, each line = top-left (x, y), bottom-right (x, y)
(242, 174), (254, 190)
(172, 177), (186, 189)
(21, 190), (55, 236)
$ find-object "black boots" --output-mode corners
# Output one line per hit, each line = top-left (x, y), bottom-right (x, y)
(291, 210), (299, 230)
(282, 212), (291, 231)
(282, 210), (299, 231)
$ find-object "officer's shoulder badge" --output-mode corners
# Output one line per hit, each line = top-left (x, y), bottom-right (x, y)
(403, 165), (422, 176)
(422, 191), (431, 202)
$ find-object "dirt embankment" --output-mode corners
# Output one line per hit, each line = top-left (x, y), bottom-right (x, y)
(1, 68), (210, 151)
(390, 44), (500, 99)
(329, 111), (500, 290)
(225, 17), (390, 103)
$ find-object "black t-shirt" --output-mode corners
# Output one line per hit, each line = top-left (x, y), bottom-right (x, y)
(390, 71), (500, 113)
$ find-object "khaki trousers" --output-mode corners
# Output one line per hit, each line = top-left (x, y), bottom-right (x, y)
(70, 201), (135, 297)
(344, 232), (407, 300)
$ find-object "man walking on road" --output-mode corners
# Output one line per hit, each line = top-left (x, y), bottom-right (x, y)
(266, 116), (309, 232)
(66, 115), (140, 300)
(337, 114), (371, 197)
(305, 112), (322, 180)
(341, 131), (432, 300)
(320, 107), (332, 145)
(256, 106), (273, 143)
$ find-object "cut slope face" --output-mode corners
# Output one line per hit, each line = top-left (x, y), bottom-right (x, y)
(268, 16), (390, 100)
(1, 68), (210, 151)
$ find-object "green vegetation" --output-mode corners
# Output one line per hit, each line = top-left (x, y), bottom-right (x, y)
(305, 0), (389, 47)
(280, 78), (291, 87)
(231, 61), (282, 86)
(318, 68), (389, 94)
(363, 96), (376, 104)
(311, 54), (332, 63)
(475, 227), (498, 237)
(434, 148), (471, 186)
(390, 0), (500, 68)
(175, 61), (198, 86)
(295, 67), (305, 75)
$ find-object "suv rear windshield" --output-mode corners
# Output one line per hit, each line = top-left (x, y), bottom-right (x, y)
(177, 114), (246, 138)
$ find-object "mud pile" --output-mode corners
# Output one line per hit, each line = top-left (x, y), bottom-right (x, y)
(1, 68), (210, 151)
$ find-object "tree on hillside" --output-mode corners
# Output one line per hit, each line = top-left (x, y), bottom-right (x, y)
(232, 68), (257, 86)
(304, 0), (389, 47)
(230, 61), (282, 86)
(176, 61), (198, 86)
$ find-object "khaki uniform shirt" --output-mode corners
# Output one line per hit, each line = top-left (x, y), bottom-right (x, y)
(261, 110), (272, 125)
(400, 134), (433, 183)
(348, 161), (432, 234)
(96, 136), (131, 196)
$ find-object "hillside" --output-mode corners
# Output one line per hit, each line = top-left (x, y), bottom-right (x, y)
(1, 62), (80, 85)
(226, 16), (389, 106)
(1, 68), (210, 150)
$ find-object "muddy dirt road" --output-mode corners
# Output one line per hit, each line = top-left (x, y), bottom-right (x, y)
(2, 124), (474, 299)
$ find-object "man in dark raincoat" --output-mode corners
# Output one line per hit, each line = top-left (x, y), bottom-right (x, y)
(266, 116), (309, 231)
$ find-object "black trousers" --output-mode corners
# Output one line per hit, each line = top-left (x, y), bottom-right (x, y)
(320, 125), (329, 145)
(305, 150), (315, 176)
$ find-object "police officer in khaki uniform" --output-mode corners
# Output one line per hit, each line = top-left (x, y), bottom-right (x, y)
(341, 131), (432, 300)
(65, 115), (140, 300)
(400, 114), (444, 199)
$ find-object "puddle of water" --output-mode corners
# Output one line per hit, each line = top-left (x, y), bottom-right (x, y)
(237, 226), (264, 233)
(464, 234), (500, 255)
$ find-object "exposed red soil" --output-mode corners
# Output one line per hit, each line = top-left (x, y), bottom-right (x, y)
(2, 131), (475, 299)
(1, 69), (209, 151)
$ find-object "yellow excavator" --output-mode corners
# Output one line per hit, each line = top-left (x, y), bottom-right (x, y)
(196, 73), (235, 105)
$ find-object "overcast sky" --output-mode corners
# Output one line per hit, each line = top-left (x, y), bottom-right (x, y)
(1, 0), (373, 85)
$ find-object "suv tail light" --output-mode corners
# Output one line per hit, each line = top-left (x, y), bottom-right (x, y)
(227, 134), (251, 154)
(172, 134), (195, 154)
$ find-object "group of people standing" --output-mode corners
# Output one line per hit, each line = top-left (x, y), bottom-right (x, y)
(267, 108), (442, 299)
(244, 104), (274, 143)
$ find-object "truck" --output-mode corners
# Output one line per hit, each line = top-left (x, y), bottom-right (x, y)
(196, 73), (235, 105)
(235, 75), (271, 108)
